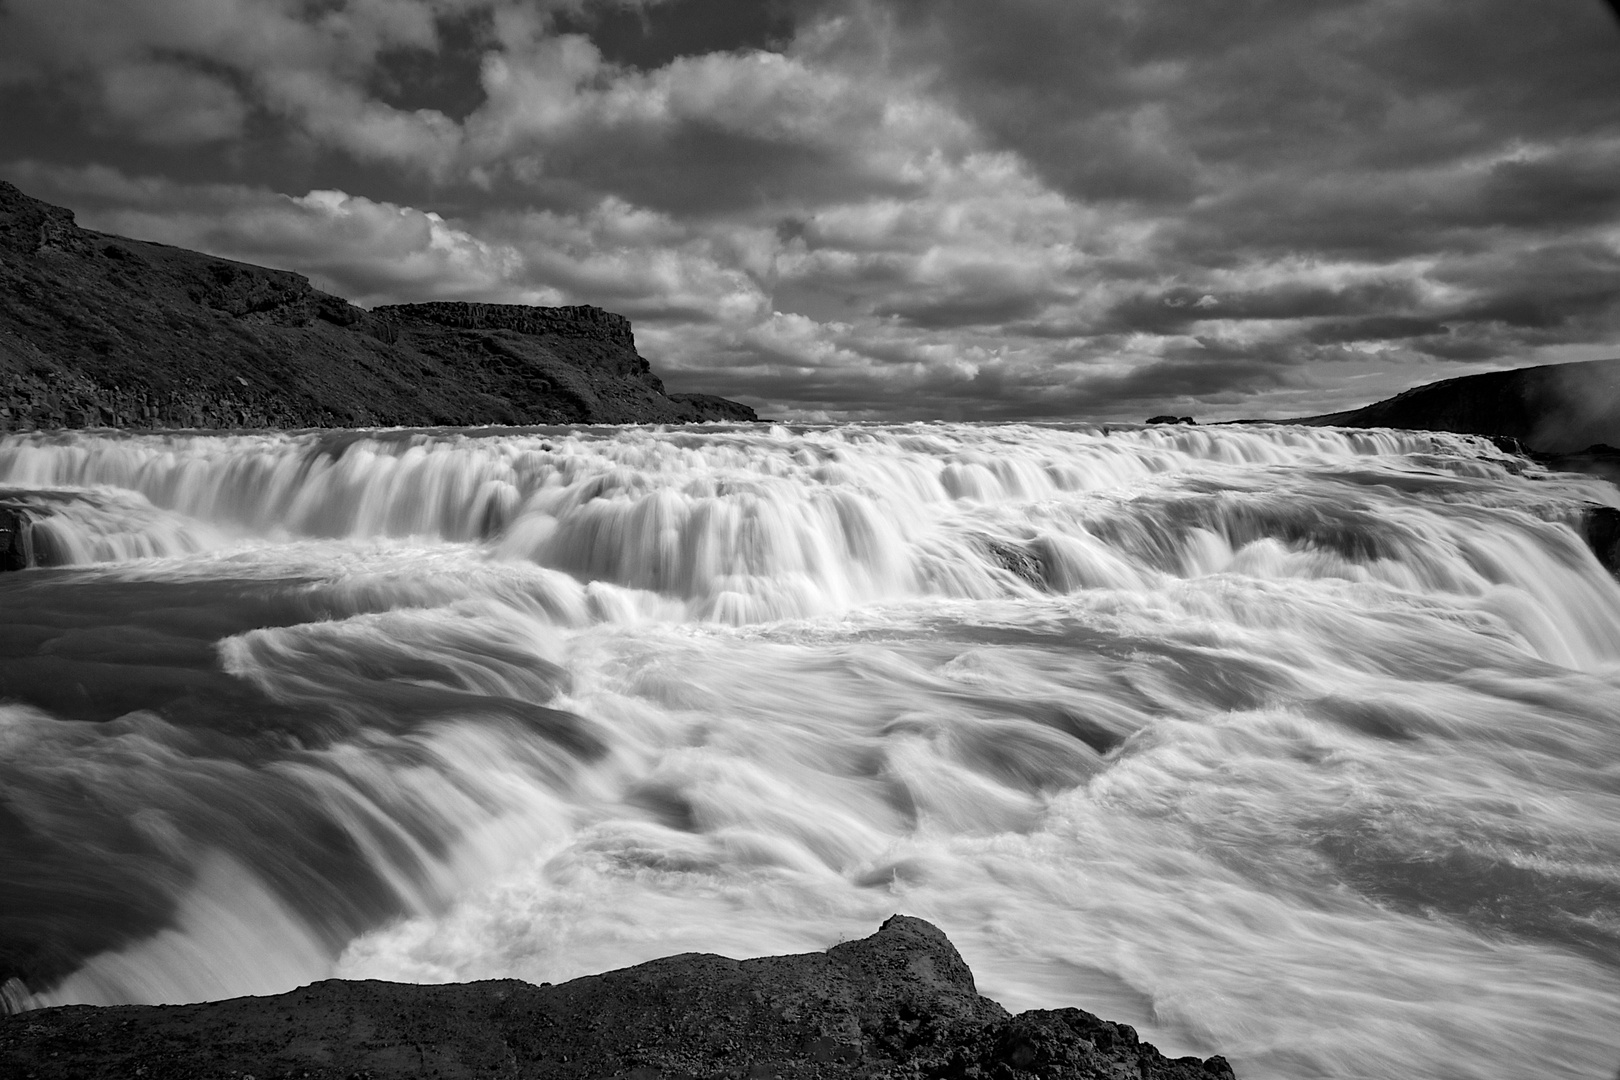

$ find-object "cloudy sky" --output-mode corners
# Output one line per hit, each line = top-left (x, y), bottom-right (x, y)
(3, 0), (1618, 421)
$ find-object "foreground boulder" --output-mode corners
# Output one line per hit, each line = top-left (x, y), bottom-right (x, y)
(0, 181), (756, 430)
(0, 916), (1235, 1079)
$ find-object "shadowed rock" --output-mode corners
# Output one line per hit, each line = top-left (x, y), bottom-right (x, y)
(0, 506), (32, 571)
(1293, 358), (1620, 454)
(983, 538), (1049, 589)
(0, 492), (72, 570)
(1585, 505), (1620, 576)
(0, 181), (757, 431)
(0, 916), (1236, 1079)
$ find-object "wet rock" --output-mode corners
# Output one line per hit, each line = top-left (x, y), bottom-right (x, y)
(1532, 443), (1620, 489)
(0, 916), (1238, 1079)
(983, 538), (1048, 589)
(0, 495), (68, 571)
(1147, 416), (1196, 425)
(0, 505), (33, 571)
(1583, 505), (1620, 576)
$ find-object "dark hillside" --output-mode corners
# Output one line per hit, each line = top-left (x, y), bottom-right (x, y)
(1294, 357), (1620, 453)
(0, 182), (755, 430)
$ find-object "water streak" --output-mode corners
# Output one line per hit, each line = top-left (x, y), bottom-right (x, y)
(1, 422), (1618, 1080)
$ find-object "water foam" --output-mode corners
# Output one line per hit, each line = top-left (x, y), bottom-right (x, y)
(2, 423), (1618, 1079)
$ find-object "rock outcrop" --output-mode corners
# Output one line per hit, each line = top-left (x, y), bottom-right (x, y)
(1293, 357), (1620, 453)
(0, 181), (756, 430)
(1585, 505), (1620, 576)
(1286, 361), (1620, 575)
(0, 916), (1236, 1080)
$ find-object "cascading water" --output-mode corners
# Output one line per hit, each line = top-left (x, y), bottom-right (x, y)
(1, 422), (1617, 1080)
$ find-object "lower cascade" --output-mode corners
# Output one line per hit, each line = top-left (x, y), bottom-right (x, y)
(1, 421), (1618, 1080)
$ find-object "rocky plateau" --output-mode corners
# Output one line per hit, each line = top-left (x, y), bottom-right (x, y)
(0, 181), (756, 432)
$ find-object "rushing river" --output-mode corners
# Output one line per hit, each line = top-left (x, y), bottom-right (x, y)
(1, 422), (1618, 1079)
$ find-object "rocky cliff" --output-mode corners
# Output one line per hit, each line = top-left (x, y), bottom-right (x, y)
(0, 916), (1236, 1080)
(1293, 357), (1620, 454)
(0, 182), (756, 430)
(1288, 358), (1620, 574)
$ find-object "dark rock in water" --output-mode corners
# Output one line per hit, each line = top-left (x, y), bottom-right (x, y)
(0, 505), (32, 571)
(0, 496), (58, 571)
(0, 489), (144, 571)
(0, 181), (758, 430)
(1147, 415), (1196, 425)
(1584, 505), (1620, 576)
(1293, 358), (1620, 454)
(983, 538), (1049, 589)
(0, 916), (1237, 1079)
(1533, 443), (1620, 490)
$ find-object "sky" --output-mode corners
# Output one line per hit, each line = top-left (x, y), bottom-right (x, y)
(3, 0), (1618, 422)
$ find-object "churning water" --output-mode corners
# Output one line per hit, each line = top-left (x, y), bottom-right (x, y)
(1, 422), (1618, 1079)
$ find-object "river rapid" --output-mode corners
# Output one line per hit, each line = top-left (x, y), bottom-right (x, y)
(1, 421), (1617, 1079)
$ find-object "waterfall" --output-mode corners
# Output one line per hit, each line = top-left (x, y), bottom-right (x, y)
(2, 422), (1618, 1080)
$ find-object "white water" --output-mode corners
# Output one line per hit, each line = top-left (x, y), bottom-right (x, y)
(2, 422), (1618, 1079)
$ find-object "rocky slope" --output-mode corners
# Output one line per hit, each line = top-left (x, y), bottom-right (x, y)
(1285, 358), (1620, 574)
(1293, 356), (1620, 453)
(0, 182), (756, 430)
(0, 916), (1235, 1080)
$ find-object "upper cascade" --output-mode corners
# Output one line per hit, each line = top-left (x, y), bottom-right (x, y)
(0, 181), (756, 431)
(2, 422), (1616, 658)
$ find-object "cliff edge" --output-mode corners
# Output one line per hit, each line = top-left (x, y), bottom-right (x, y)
(0, 181), (756, 429)
(0, 916), (1235, 1080)
(1292, 356), (1620, 454)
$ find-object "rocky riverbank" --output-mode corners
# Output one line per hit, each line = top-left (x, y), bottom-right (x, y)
(1292, 356), (1620, 454)
(0, 916), (1235, 1080)
(0, 181), (756, 430)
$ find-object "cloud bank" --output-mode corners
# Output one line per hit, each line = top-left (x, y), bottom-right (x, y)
(4, 0), (1618, 420)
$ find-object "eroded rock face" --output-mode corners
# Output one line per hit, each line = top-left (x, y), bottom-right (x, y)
(0, 916), (1237, 1079)
(0, 182), (757, 431)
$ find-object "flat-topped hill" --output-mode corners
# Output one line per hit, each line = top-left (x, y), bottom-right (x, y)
(0, 181), (755, 430)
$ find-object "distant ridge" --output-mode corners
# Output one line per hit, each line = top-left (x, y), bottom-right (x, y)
(1291, 356), (1620, 453)
(0, 181), (756, 430)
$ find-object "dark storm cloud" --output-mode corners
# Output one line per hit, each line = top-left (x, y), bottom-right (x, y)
(1098, 280), (1429, 335)
(2, 0), (1617, 421)
(893, 0), (1620, 199)
(555, 0), (794, 70)
(1169, 138), (1620, 265)
(877, 287), (1053, 330)
(367, 8), (492, 121)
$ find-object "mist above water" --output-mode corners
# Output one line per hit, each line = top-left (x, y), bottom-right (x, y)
(1, 421), (1618, 1080)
